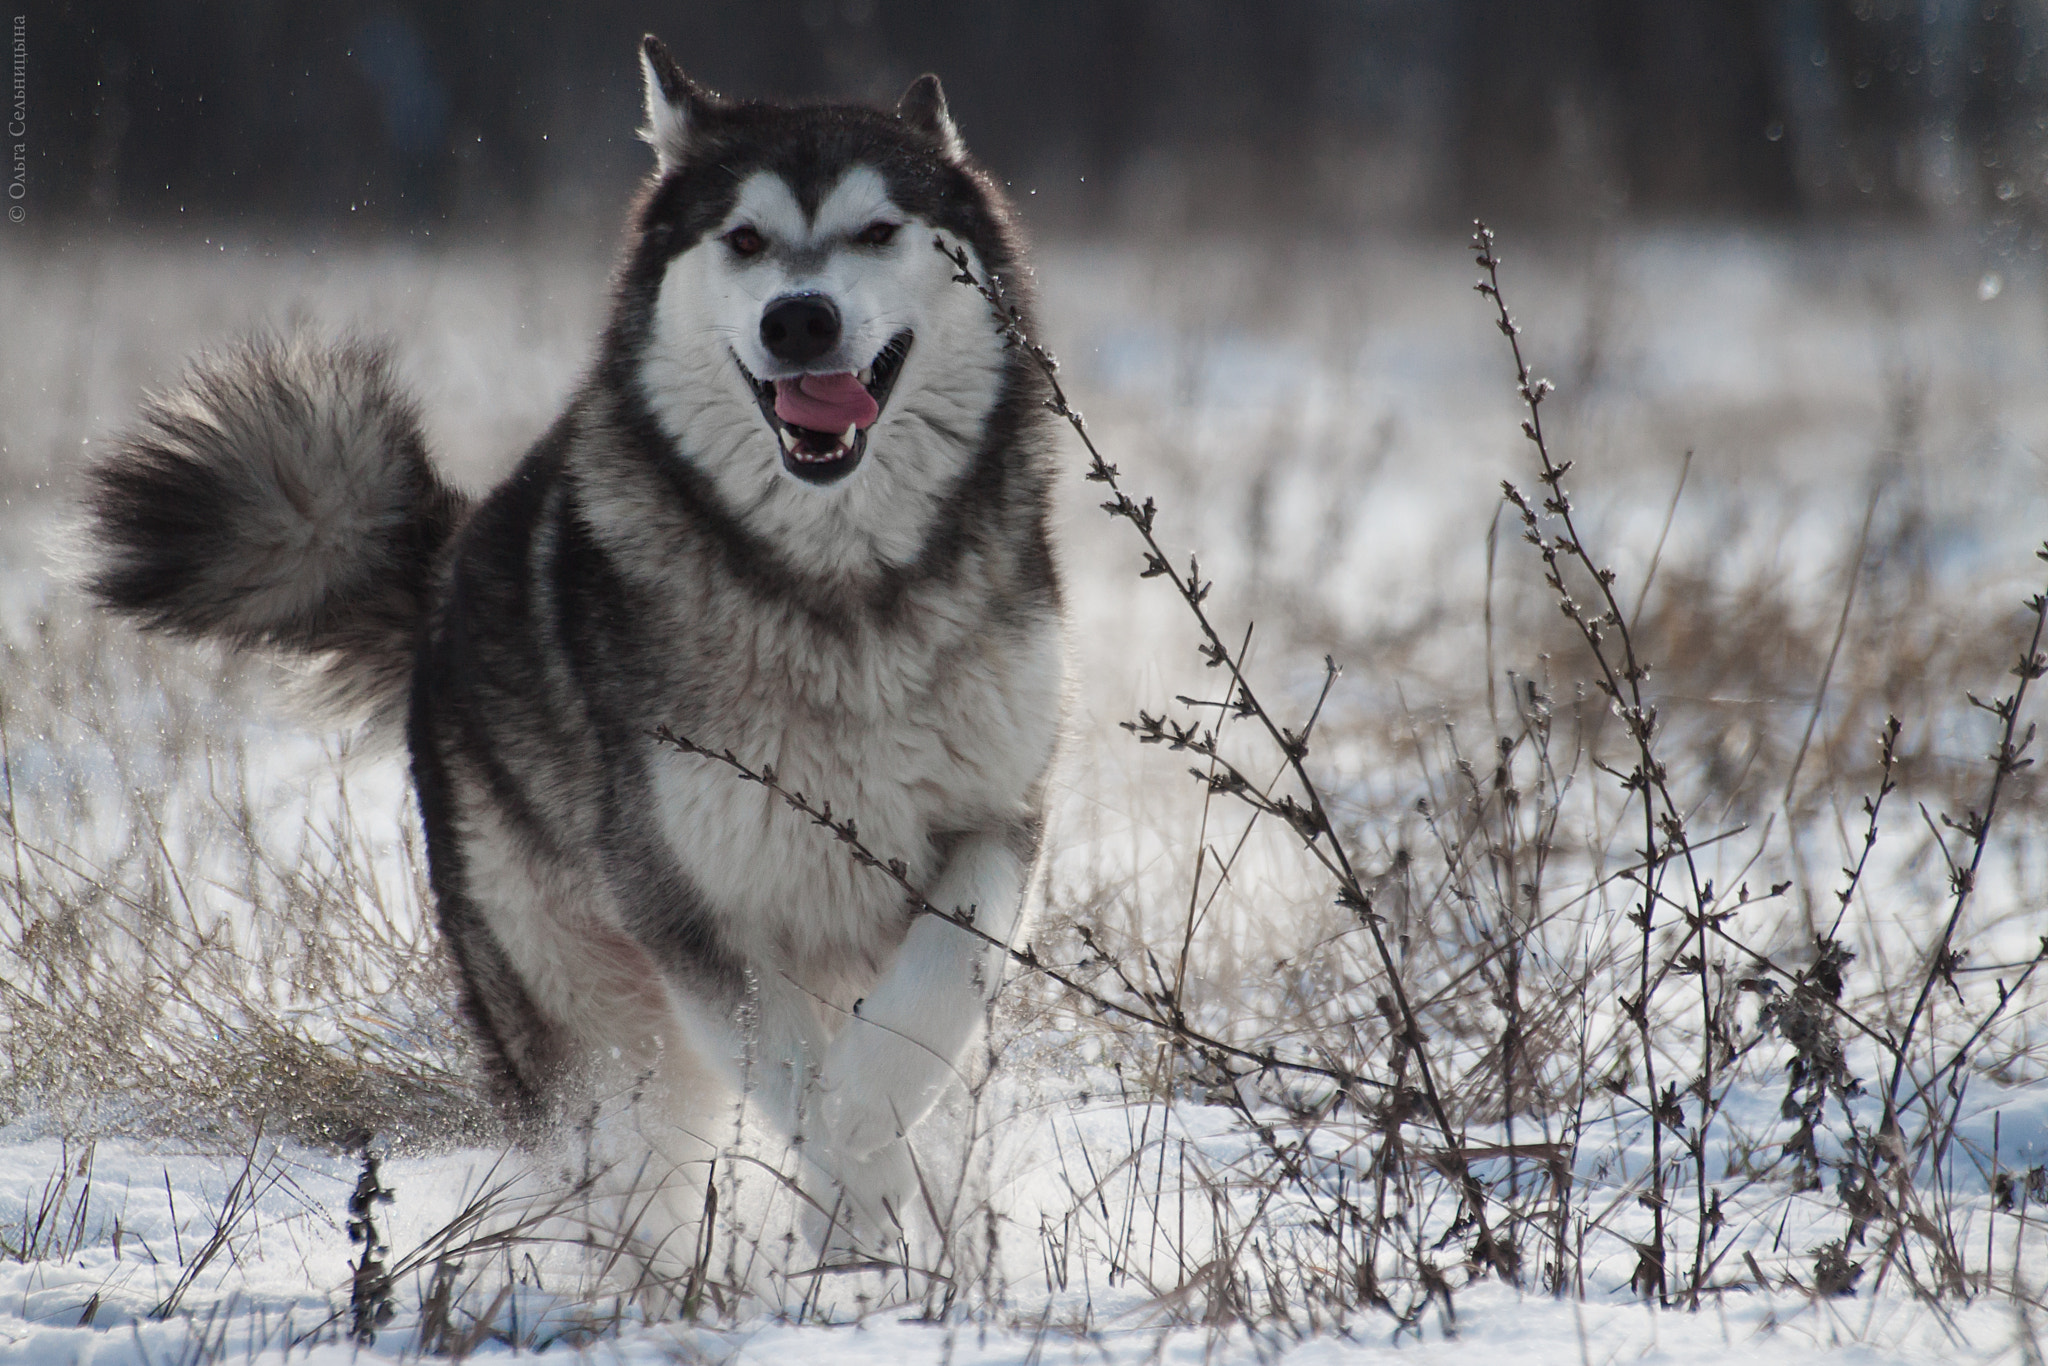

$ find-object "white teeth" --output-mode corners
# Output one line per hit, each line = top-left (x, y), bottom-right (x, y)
(771, 419), (860, 467)
(858, 365), (874, 385)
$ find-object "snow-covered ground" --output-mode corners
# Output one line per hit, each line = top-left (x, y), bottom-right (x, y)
(5, 221), (2048, 1360)
(2, 1118), (2046, 1364)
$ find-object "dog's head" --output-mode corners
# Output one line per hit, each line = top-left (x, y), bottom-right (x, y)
(614, 36), (1034, 573)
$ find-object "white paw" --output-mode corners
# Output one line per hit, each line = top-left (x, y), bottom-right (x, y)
(814, 1021), (949, 1162)
(803, 1137), (917, 1256)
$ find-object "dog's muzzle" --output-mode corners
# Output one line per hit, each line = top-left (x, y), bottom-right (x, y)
(735, 331), (914, 486)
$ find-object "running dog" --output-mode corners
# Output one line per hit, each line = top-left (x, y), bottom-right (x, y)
(82, 35), (1063, 1265)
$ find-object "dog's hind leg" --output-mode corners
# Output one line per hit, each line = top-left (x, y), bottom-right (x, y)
(436, 802), (734, 1287)
(432, 882), (575, 1129)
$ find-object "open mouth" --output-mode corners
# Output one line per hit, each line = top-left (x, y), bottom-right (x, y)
(735, 331), (914, 486)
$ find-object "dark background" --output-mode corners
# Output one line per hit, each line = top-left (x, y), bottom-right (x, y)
(18, 1), (2048, 240)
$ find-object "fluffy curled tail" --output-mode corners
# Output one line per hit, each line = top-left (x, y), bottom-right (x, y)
(83, 334), (468, 732)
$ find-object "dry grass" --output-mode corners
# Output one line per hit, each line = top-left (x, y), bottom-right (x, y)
(0, 610), (485, 1147)
(3, 221), (2048, 1349)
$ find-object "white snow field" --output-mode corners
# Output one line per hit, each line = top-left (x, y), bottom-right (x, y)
(4, 222), (2048, 1361)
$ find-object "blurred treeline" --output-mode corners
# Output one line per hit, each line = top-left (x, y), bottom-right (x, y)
(24, 0), (2048, 235)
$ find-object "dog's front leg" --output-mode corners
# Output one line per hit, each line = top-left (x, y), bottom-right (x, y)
(814, 831), (1029, 1168)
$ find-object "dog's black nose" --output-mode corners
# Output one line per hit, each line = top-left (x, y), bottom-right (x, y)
(760, 294), (841, 365)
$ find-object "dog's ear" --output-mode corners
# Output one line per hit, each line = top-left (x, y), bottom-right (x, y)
(897, 74), (965, 163)
(639, 35), (712, 173)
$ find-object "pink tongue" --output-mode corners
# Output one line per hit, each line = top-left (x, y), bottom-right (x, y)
(774, 373), (879, 433)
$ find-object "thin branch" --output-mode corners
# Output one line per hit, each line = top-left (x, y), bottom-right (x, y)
(651, 726), (1387, 1100)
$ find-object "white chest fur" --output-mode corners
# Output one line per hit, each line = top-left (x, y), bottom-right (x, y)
(646, 591), (1061, 999)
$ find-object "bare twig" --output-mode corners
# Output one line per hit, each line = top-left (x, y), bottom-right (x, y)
(931, 236), (1510, 1274)
(652, 726), (1387, 1101)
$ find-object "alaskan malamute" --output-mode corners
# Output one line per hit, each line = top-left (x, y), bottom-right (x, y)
(83, 35), (1062, 1268)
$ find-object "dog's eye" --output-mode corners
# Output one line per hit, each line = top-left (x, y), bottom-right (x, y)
(723, 226), (766, 257)
(856, 221), (900, 247)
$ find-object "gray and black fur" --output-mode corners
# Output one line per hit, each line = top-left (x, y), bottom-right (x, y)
(84, 336), (468, 735)
(83, 36), (1064, 1258)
